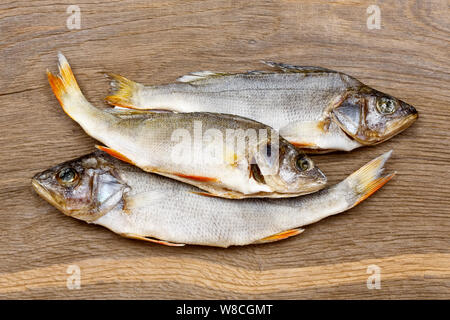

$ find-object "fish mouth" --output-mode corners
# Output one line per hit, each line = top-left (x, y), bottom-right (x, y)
(288, 175), (328, 196)
(260, 183), (327, 198)
(304, 167), (328, 187)
(373, 112), (418, 145)
(285, 182), (327, 197)
(305, 179), (327, 192)
(264, 169), (327, 197)
(31, 179), (66, 212)
(333, 112), (418, 145)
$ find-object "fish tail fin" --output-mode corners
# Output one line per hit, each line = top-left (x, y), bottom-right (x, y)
(343, 150), (395, 208)
(105, 74), (141, 109)
(47, 53), (89, 119)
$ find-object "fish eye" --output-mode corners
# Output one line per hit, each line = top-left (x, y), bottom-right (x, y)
(56, 167), (79, 186)
(376, 97), (397, 115)
(295, 156), (311, 171)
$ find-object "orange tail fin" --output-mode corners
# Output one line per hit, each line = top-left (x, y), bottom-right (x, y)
(346, 150), (395, 207)
(46, 53), (83, 118)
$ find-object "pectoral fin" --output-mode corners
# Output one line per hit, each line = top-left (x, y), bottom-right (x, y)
(122, 233), (185, 246)
(253, 228), (305, 244)
(123, 191), (167, 213)
(249, 162), (266, 184)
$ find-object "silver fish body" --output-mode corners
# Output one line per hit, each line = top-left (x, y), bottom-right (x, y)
(47, 54), (327, 199)
(106, 62), (418, 152)
(31, 151), (394, 247)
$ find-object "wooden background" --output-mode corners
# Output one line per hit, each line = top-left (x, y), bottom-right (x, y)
(0, 0), (448, 299)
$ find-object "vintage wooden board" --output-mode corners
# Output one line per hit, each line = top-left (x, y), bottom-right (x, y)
(0, 0), (448, 299)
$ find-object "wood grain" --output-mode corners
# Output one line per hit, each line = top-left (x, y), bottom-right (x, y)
(0, 0), (449, 299)
(1, 254), (449, 295)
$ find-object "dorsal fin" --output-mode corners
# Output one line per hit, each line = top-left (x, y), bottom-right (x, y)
(123, 190), (168, 212)
(177, 70), (276, 83)
(177, 71), (231, 83)
(261, 61), (337, 74)
(177, 64), (336, 83)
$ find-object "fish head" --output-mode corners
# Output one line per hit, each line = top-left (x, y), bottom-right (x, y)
(252, 138), (327, 195)
(32, 153), (129, 222)
(331, 87), (418, 145)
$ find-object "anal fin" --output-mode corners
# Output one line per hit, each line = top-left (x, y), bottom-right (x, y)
(253, 228), (304, 244)
(191, 190), (244, 199)
(122, 233), (185, 247)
